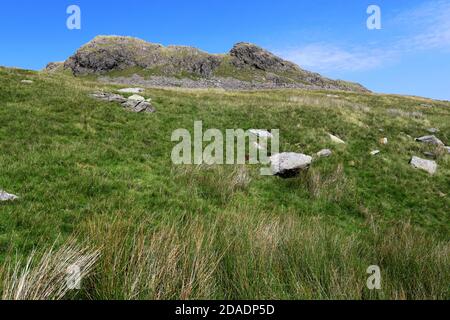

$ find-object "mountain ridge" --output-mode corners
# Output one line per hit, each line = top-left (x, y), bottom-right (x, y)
(46, 35), (369, 92)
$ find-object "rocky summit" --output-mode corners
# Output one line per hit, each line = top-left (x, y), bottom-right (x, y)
(46, 35), (368, 92)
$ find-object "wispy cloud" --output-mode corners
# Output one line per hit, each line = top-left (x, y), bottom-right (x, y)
(278, 44), (395, 72)
(278, 0), (450, 73)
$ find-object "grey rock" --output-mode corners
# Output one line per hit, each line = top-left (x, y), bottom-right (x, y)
(128, 94), (145, 101)
(410, 156), (437, 175)
(370, 150), (381, 156)
(270, 152), (312, 178)
(21, 80), (33, 84)
(444, 146), (450, 154)
(423, 152), (436, 159)
(415, 135), (445, 146)
(316, 149), (332, 158)
(122, 100), (155, 113)
(0, 190), (18, 201)
(427, 128), (439, 134)
(90, 92), (127, 103)
(329, 133), (346, 144)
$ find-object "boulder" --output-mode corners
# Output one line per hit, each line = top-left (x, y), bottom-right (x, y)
(0, 190), (18, 201)
(122, 100), (155, 113)
(444, 146), (450, 154)
(410, 156), (437, 175)
(270, 152), (312, 178)
(415, 135), (444, 146)
(316, 149), (332, 158)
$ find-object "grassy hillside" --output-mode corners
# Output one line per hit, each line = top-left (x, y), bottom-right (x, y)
(0, 67), (448, 299)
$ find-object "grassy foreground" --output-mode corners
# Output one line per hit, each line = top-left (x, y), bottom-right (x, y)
(0, 67), (448, 299)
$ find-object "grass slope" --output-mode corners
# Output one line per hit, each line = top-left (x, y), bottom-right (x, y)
(0, 67), (449, 299)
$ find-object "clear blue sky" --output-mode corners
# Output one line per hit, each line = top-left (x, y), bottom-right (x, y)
(1, 0), (449, 100)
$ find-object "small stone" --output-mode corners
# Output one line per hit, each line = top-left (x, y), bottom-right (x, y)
(427, 128), (439, 134)
(379, 138), (388, 145)
(370, 150), (380, 156)
(410, 156), (437, 175)
(270, 152), (312, 178)
(316, 149), (332, 158)
(329, 133), (346, 144)
(0, 190), (18, 201)
(423, 152), (436, 159)
(117, 88), (144, 94)
(128, 94), (145, 102)
(249, 129), (273, 138)
(21, 80), (33, 84)
(444, 146), (450, 154)
(415, 135), (444, 146)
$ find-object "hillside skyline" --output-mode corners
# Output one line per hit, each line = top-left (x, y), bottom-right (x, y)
(1, 0), (449, 100)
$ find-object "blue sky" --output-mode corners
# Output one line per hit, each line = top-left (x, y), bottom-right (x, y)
(1, 0), (449, 100)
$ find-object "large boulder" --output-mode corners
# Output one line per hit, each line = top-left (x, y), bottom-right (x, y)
(270, 153), (312, 178)
(410, 156), (437, 175)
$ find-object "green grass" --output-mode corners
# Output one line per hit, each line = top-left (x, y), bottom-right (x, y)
(0, 67), (449, 299)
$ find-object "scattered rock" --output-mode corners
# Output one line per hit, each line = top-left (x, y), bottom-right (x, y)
(444, 146), (450, 154)
(423, 152), (436, 159)
(270, 152), (312, 178)
(249, 129), (273, 138)
(21, 80), (33, 84)
(379, 138), (388, 145)
(370, 150), (381, 156)
(420, 103), (433, 108)
(117, 88), (144, 93)
(329, 133), (346, 144)
(427, 128), (439, 134)
(128, 94), (145, 101)
(90, 92), (155, 113)
(316, 149), (332, 158)
(415, 135), (444, 146)
(90, 92), (127, 103)
(0, 190), (18, 202)
(410, 156), (437, 175)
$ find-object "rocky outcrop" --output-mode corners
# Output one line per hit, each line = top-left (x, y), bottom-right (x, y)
(49, 35), (369, 92)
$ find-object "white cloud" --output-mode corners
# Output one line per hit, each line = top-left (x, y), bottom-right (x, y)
(277, 0), (450, 73)
(278, 44), (395, 72)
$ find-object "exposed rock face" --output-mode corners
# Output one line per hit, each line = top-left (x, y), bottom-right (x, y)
(270, 153), (312, 178)
(51, 36), (369, 92)
(410, 156), (437, 175)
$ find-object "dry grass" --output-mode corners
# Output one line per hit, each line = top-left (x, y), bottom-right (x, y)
(0, 240), (99, 300)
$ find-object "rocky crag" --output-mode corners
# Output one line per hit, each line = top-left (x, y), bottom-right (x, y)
(47, 35), (369, 92)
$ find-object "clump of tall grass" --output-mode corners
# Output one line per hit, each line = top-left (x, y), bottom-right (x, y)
(82, 217), (222, 300)
(0, 240), (99, 300)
